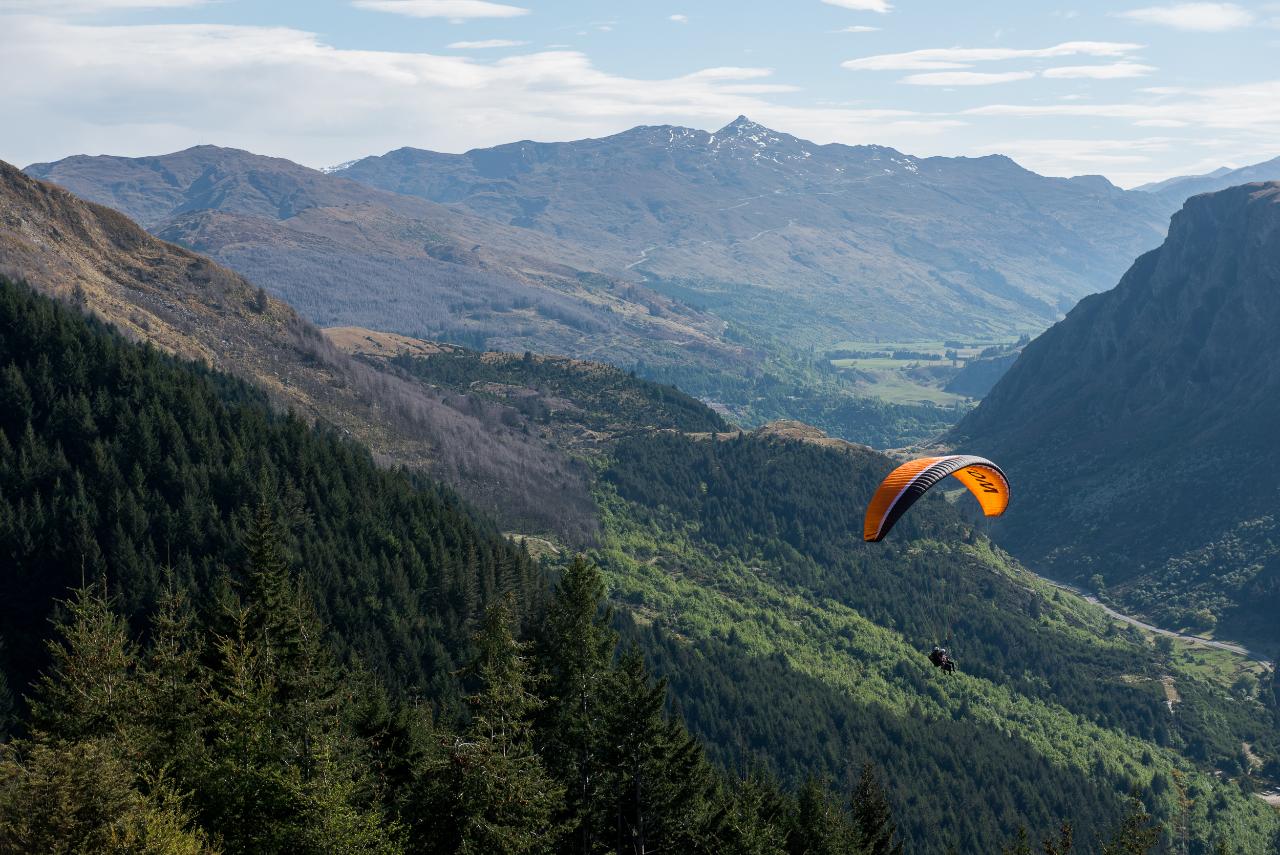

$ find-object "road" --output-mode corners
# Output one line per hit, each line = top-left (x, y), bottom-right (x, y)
(1038, 577), (1274, 669)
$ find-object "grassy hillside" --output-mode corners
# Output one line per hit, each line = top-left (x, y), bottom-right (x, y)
(591, 430), (1280, 853)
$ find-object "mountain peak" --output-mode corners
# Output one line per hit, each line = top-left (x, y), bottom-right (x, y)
(720, 114), (766, 134)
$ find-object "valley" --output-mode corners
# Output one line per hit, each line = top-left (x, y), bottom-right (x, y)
(5, 66), (1280, 852)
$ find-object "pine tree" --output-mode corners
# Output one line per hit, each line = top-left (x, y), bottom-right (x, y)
(420, 596), (563, 855)
(1042, 821), (1073, 855)
(28, 584), (139, 743)
(786, 776), (855, 855)
(603, 645), (717, 854)
(136, 572), (206, 776)
(0, 739), (215, 854)
(850, 763), (903, 855)
(536, 555), (617, 854)
(198, 514), (400, 854)
(707, 772), (789, 855)
(1100, 791), (1161, 855)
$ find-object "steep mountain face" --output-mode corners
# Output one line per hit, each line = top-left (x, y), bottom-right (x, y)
(1138, 155), (1280, 211)
(952, 182), (1280, 645)
(24, 145), (737, 372)
(0, 159), (596, 537)
(336, 116), (1171, 342)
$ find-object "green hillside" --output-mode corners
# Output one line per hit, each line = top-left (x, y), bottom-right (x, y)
(3, 274), (1278, 852)
(0, 277), (910, 854)
(593, 430), (1280, 852)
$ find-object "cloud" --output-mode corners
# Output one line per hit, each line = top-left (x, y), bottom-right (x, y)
(980, 136), (1178, 177)
(966, 80), (1280, 133)
(669, 13), (687, 23)
(1042, 61), (1156, 78)
(821, 0), (891, 12)
(0, 17), (965, 169)
(842, 41), (1142, 71)
(1117, 3), (1253, 31)
(836, 25), (880, 32)
(903, 71), (1036, 86)
(351, 0), (529, 20)
(447, 39), (529, 48)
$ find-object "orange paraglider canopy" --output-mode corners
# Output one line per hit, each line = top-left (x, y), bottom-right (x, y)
(863, 455), (1009, 542)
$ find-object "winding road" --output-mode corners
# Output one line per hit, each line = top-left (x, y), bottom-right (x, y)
(1039, 577), (1274, 669)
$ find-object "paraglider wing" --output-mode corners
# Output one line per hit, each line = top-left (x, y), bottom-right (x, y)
(863, 455), (1009, 542)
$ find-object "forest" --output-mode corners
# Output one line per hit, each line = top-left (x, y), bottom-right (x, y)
(0, 277), (1272, 852)
(596, 431), (1280, 852)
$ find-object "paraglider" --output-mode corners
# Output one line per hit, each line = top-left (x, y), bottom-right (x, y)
(928, 646), (955, 674)
(863, 454), (1009, 676)
(863, 454), (1009, 543)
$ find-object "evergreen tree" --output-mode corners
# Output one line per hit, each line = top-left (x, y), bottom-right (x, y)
(786, 776), (855, 855)
(1100, 791), (1161, 855)
(196, 518), (401, 854)
(135, 573), (206, 778)
(0, 739), (214, 854)
(419, 596), (563, 855)
(536, 556), (617, 853)
(28, 584), (139, 743)
(850, 763), (902, 855)
(708, 773), (789, 855)
(602, 645), (717, 854)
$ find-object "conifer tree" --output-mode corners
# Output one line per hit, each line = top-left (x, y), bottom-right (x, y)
(1100, 791), (1161, 855)
(0, 739), (215, 854)
(850, 763), (903, 855)
(420, 596), (563, 855)
(708, 773), (789, 855)
(136, 572), (206, 777)
(28, 583), (139, 743)
(536, 555), (617, 853)
(603, 645), (717, 854)
(786, 776), (855, 855)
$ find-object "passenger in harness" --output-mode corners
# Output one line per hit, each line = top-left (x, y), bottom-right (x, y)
(928, 645), (956, 673)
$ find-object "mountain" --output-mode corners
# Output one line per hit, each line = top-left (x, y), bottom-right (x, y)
(23, 145), (737, 373)
(952, 181), (1280, 647)
(0, 159), (596, 537)
(1134, 165), (1233, 194)
(327, 327), (729, 453)
(3, 177), (1279, 849)
(334, 116), (1172, 343)
(25, 127), (1176, 447)
(1137, 156), (1280, 210)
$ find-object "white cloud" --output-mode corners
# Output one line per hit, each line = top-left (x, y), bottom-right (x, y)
(821, 0), (891, 12)
(351, 0), (529, 20)
(980, 136), (1178, 177)
(966, 80), (1280, 133)
(1042, 61), (1156, 78)
(835, 25), (880, 32)
(842, 41), (1142, 71)
(669, 13), (688, 23)
(0, 17), (964, 169)
(903, 71), (1036, 86)
(447, 39), (529, 48)
(1117, 3), (1254, 31)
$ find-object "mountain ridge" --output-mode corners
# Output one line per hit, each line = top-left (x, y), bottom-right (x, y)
(0, 158), (597, 537)
(334, 115), (1172, 342)
(952, 180), (1280, 647)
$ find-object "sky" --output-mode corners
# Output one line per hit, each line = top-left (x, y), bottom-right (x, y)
(1, 0), (1276, 187)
